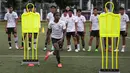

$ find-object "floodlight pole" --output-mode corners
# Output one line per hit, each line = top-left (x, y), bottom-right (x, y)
(80, 0), (82, 9)
(0, 0), (1, 13)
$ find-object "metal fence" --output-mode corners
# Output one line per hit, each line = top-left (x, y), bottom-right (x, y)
(1, 0), (130, 21)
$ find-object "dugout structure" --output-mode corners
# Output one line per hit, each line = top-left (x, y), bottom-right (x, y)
(99, 2), (120, 73)
(21, 3), (40, 65)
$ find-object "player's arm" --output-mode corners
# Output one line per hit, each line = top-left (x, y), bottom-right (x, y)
(89, 15), (92, 32)
(83, 17), (87, 34)
(75, 22), (78, 34)
(84, 22), (86, 34)
(4, 13), (8, 32)
(46, 13), (50, 24)
(46, 28), (52, 39)
(126, 15), (129, 34)
(46, 22), (52, 43)
(89, 22), (92, 32)
(14, 13), (19, 32)
(62, 22), (66, 40)
(75, 18), (78, 34)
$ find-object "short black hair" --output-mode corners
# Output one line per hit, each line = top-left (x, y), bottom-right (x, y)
(93, 8), (98, 11)
(119, 7), (125, 10)
(69, 10), (74, 14)
(8, 5), (13, 8)
(63, 9), (67, 13)
(51, 5), (56, 8)
(77, 9), (82, 12)
(53, 12), (60, 17)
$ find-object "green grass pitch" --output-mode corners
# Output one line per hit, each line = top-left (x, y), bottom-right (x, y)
(0, 22), (130, 73)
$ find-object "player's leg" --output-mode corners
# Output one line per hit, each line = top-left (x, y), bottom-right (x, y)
(43, 29), (49, 51)
(114, 31), (122, 52)
(104, 37), (112, 52)
(53, 42), (62, 67)
(121, 31), (127, 52)
(44, 38), (62, 68)
(80, 32), (85, 51)
(88, 31), (94, 51)
(21, 33), (26, 49)
(76, 32), (80, 51)
(6, 28), (12, 49)
(95, 30), (99, 52)
(66, 32), (72, 51)
(28, 33), (32, 50)
(13, 28), (19, 49)
(104, 37), (106, 51)
(108, 37), (112, 52)
(34, 33), (37, 49)
(72, 32), (78, 52)
(59, 39), (64, 51)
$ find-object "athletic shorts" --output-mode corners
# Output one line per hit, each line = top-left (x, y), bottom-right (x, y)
(77, 31), (84, 36)
(90, 30), (99, 37)
(6, 28), (16, 34)
(51, 38), (61, 50)
(120, 31), (127, 37)
(66, 32), (76, 38)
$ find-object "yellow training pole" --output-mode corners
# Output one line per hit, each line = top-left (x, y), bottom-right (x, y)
(32, 33), (34, 60)
(100, 37), (104, 69)
(105, 10), (108, 69)
(116, 37), (120, 69)
(23, 33), (26, 60)
(36, 33), (39, 60)
(112, 37), (114, 69)
(111, 15), (114, 69)
(27, 33), (29, 59)
(106, 37), (108, 69)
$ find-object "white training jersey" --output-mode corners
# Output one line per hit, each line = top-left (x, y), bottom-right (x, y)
(120, 13), (129, 31)
(101, 12), (106, 14)
(76, 15), (86, 31)
(4, 11), (18, 28)
(60, 14), (69, 24)
(89, 14), (99, 30)
(48, 20), (66, 39)
(46, 12), (54, 22)
(66, 15), (77, 32)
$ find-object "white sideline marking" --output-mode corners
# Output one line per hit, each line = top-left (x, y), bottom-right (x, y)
(0, 55), (130, 59)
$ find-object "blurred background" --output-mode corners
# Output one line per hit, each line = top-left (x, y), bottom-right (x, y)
(0, 0), (130, 20)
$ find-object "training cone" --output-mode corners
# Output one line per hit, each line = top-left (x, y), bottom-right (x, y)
(28, 64), (34, 67)
(42, 27), (44, 33)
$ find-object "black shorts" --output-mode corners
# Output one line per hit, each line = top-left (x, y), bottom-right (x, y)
(120, 31), (127, 37)
(77, 31), (84, 36)
(90, 30), (99, 37)
(66, 32), (76, 38)
(6, 28), (16, 34)
(51, 38), (61, 50)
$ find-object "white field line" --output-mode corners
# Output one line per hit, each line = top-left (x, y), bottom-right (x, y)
(0, 55), (130, 59)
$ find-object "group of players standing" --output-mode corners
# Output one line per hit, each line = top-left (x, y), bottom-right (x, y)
(4, 5), (129, 68)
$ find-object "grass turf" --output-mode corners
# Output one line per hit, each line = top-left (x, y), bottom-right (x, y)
(0, 22), (130, 73)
